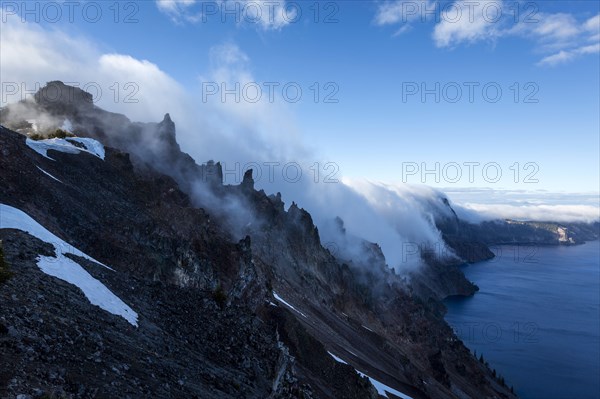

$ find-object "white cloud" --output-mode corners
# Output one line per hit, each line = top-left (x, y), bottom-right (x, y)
(584, 14), (600, 32)
(535, 14), (600, 66)
(432, 0), (504, 48)
(0, 12), (186, 122)
(533, 14), (600, 66)
(392, 24), (413, 36)
(530, 13), (580, 44)
(584, 14), (600, 42)
(247, 0), (296, 30)
(445, 188), (600, 223)
(374, 1), (406, 25)
(455, 203), (600, 223)
(375, 1), (600, 66)
(157, 0), (197, 13)
(375, 0), (432, 25)
(155, 0), (198, 22)
(435, 7), (600, 65)
(374, 1), (433, 37)
(155, 0), (295, 30)
(538, 43), (600, 66)
(343, 179), (453, 242)
(191, 42), (308, 164)
(209, 42), (250, 67)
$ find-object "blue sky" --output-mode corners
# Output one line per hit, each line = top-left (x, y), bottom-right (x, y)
(1, 0), (599, 196)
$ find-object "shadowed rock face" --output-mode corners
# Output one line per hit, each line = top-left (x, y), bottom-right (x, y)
(34, 81), (94, 112)
(0, 127), (381, 399)
(0, 83), (520, 399)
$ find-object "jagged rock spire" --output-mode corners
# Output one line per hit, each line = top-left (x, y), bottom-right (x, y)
(241, 169), (254, 190)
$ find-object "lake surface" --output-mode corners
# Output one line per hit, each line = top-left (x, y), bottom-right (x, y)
(445, 240), (600, 399)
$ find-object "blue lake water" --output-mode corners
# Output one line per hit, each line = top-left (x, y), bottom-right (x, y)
(444, 240), (600, 399)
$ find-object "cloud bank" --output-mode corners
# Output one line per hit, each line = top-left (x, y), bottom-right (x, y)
(445, 188), (600, 223)
(2, 12), (597, 273)
(455, 203), (600, 223)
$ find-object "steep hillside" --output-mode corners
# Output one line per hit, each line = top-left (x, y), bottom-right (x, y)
(0, 105), (516, 398)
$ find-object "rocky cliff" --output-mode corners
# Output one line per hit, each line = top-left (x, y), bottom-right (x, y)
(0, 82), (524, 399)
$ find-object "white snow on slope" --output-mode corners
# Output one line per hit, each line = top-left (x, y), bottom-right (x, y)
(36, 253), (138, 326)
(328, 351), (348, 365)
(0, 204), (138, 326)
(327, 352), (413, 399)
(356, 370), (414, 399)
(0, 204), (112, 270)
(26, 137), (105, 161)
(272, 291), (307, 318)
(36, 166), (62, 183)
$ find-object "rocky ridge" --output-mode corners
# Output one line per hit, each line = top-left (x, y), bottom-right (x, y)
(0, 81), (555, 399)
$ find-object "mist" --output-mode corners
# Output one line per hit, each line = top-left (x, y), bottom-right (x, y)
(5, 14), (595, 277)
(0, 99), (64, 134)
(454, 202), (600, 224)
(443, 188), (600, 223)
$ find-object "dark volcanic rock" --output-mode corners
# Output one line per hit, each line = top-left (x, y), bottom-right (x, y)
(0, 229), (307, 399)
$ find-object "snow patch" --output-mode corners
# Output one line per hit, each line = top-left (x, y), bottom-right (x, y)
(26, 137), (105, 161)
(272, 291), (307, 318)
(328, 351), (348, 365)
(327, 351), (413, 399)
(0, 204), (111, 270)
(355, 370), (414, 399)
(36, 166), (62, 183)
(36, 253), (138, 326)
(362, 325), (374, 332)
(0, 204), (138, 326)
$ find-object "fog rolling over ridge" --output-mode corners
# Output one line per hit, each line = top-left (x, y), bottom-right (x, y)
(0, 12), (596, 256)
(1, 81), (462, 272)
(2, 81), (599, 274)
